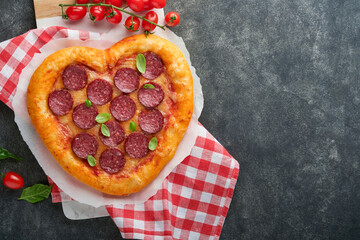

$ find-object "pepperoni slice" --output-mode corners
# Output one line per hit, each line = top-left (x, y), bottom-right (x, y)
(137, 82), (164, 108)
(125, 132), (149, 158)
(114, 68), (140, 93)
(71, 133), (98, 159)
(72, 103), (98, 129)
(87, 79), (113, 105)
(48, 89), (73, 116)
(99, 120), (125, 147)
(100, 148), (126, 174)
(110, 95), (136, 122)
(138, 109), (164, 134)
(141, 52), (164, 80)
(62, 65), (88, 91)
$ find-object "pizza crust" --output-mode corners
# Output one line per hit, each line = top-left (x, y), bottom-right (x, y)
(27, 34), (194, 196)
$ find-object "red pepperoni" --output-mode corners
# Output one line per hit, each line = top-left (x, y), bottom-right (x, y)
(71, 133), (98, 159)
(72, 103), (98, 129)
(100, 148), (126, 174)
(125, 132), (149, 158)
(99, 120), (125, 147)
(114, 68), (140, 93)
(110, 95), (136, 122)
(141, 52), (164, 80)
(62, 65), (88, 90)
(137, 82), (164, 108)
(87, 79), (113, 105)
(138, 109), (164, 134)
(48, 89), (73, 116)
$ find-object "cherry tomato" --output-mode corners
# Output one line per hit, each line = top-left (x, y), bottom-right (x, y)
(90, 6), (106, 21)
(76, 0), (89, 3)
(142, 11), (158, 31)
(66, 6), (87, 21)
(124, 16), (140, 32)
(106, 8), (122, 24)
(165, 12), (180, 27)
(127, 0), (144, 12)
(143, 0), (153, 10)
(151, 0), (166, 9)
(105, 0), (122, 7)
(92, 0), (102, 3)
(3, 172), (24, 190)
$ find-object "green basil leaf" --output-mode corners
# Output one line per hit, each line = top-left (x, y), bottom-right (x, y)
(87, 155), (97, 167)
(18, 184), (52, 203)
(95, 113), (110, 123)
(148, 137), (158, 151)
(101, 124), (110, 137)
(85, 99), (92, 108)
(129, 121), (137, 132)
(144, 84), (155, 89)
(136, 53), (146, 74)
(0, 148), (23, 161)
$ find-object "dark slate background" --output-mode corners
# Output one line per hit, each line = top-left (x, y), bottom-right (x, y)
(1, 0), (360, 239)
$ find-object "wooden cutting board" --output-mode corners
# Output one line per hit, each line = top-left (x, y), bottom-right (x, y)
(33, 0), (74, 19)
(33, 0), (128, 19)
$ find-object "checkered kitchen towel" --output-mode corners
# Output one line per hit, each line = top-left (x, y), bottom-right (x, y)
(0, 26), (239, 239)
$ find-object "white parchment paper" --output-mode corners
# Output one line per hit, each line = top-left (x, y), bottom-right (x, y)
(13, 10), (203, 208)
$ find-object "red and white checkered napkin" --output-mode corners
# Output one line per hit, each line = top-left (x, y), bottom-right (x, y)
(0, 26), (239, 239)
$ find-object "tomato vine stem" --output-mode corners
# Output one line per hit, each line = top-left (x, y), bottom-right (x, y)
(59, 3), (165, 30)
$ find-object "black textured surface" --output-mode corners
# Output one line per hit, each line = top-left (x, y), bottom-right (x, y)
(1, 0), (360, 239)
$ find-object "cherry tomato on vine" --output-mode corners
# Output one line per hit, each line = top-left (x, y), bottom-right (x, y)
(90, 6), (106, 21)
(92, 0), (102, 3)
(127, 0), (144, 12)
(76, 0), (89, 3)
(105, 0), (122, 7)
(142, 11), (158, 32)
(165, 12), (180, 27)
(66, 6), (87, 20)
(143, 0), (153, 10)
(106, 8), (122, 24)
(3, 172), (24, 190)
(125, 16), (140, 32)
(151, 0), (166, 9)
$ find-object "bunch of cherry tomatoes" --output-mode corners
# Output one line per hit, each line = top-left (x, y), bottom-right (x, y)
(64, 0), (180, 33)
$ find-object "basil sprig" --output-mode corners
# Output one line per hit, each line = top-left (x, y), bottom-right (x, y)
(0, 148), (22, 161)
(95, 113), (110, 123)
(144, 84), (155, 89)
(85, 99), (92, 108)
(101, 124), (110, 137)
(18, 184), (52, 203)
(129, 121), (137, 132)
(148, 137), (158, 151)
(136, 54), (146, 74)
(87, 155), (97, 167)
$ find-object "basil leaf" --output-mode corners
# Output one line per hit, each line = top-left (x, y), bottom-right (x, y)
(144, 84), (155, 89)
(0, 148), (23, 161)
(95, 113), (110, 123)
(148, 137), (158, 151)
(87, 155), (97, 167)
(18, 184), (52, 203)
(85, 99), (92, 108)
(101, 124), (110, 137)
(136, 54), (146, 74)
(129, 121), (137, 132)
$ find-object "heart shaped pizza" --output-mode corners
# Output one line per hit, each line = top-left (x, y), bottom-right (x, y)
(27, 34), (193, 196)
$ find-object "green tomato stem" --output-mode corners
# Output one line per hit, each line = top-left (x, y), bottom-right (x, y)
(59, 3), (166, 30)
